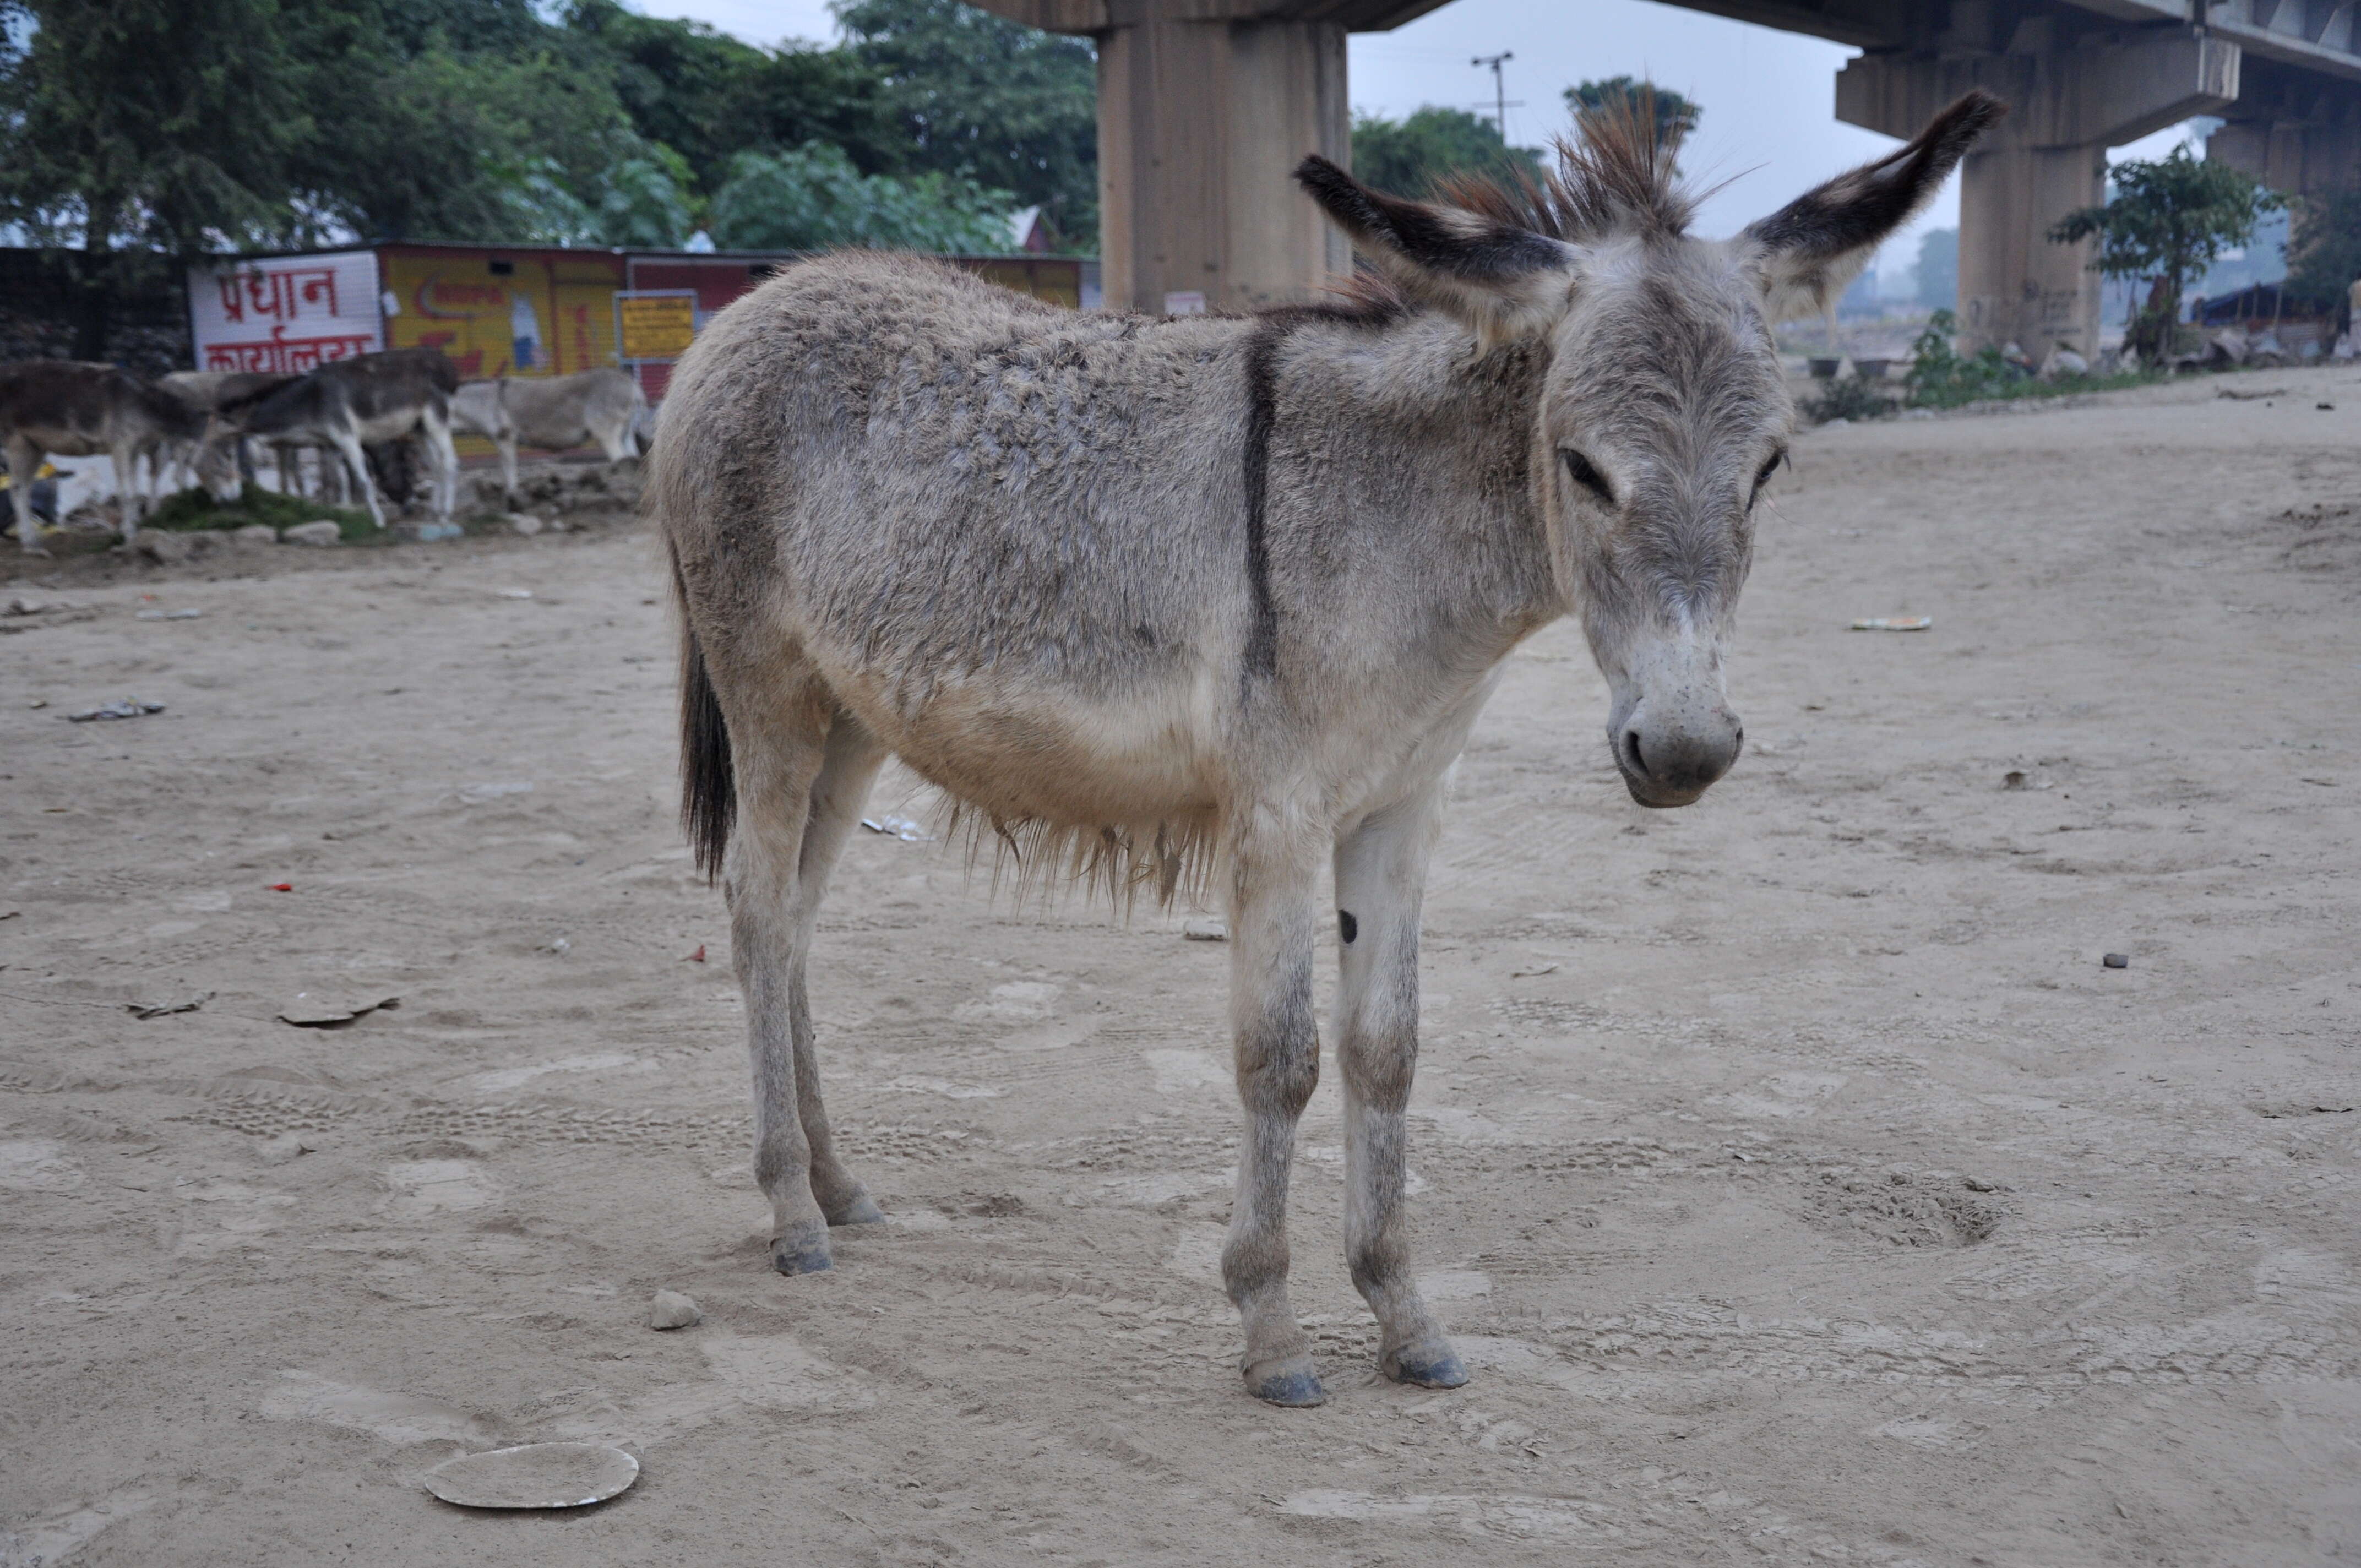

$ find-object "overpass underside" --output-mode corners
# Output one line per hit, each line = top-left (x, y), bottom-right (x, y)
(968, 0), (2361, 356)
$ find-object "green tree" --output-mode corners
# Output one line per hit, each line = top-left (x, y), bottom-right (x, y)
(836, 0), (1097, 251)
(1915, 227), (1957, 311)
(2050, 146), (2282, 362)
(560, 0), (898, 201)
(1565, 76), (1701, 151)
(1350, 106), (1546, 199)
(595, 143), (697, 248)
(2283, 193), (2361, 317)
(706, 143), (1012, 253)
(0, 0), (323, 354)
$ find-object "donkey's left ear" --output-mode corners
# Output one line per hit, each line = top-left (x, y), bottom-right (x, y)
(1294, 156), (1578, 344)
(1743, 90), (2007, 323)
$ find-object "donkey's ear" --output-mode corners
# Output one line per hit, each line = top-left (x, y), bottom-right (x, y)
(1742, 90), (2006, 323)
(1293, 156), (1577, 344)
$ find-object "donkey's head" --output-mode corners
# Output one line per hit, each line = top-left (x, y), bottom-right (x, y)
(1297, 91), (2001, 807)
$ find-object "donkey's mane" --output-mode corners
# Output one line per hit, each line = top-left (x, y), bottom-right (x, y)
(1437, 94), (1696, 246)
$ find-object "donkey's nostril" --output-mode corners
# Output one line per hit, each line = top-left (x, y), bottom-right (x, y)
(1623, 729), (1646, 776)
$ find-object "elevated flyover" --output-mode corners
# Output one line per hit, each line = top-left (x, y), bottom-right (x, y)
(968, 0), (2361, 351)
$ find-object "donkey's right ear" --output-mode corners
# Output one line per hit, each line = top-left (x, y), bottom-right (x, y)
(1294, 156), (1578, 345)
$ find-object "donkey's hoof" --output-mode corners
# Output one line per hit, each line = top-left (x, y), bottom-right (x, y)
(1381, 1337), (1468, 1390)
(1243, 1354), (1326, 1407)
(771, 1231), (835, 1275)
(826, 1191), (885, 1227)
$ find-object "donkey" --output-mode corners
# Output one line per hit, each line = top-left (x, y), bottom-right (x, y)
(204, 347), (461, 527)
(656, 91), (2002, 1406)
(449, 367), (646, 507)
(0, 362), (211, 552)
(158, 370), (296, 498)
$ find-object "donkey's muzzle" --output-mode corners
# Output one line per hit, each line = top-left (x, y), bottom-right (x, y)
(1614, 704), (1743, 808)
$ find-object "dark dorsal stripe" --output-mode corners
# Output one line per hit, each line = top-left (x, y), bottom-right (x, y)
(1241, 318), (1286, 680)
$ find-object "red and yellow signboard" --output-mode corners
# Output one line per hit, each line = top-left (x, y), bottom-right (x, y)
(378, 246), (626, 382)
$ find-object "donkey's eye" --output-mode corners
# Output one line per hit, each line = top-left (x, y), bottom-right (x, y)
(1750, 449), (1786, 503)
(1562, 450), (1614, 505)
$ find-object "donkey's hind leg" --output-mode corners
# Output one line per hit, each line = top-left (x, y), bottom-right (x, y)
(726, 683), (835, 1272)
(1221, 810), (1326, 1406)
(1335, 785), (1466, 1390)
(787, 710), (889, 1226)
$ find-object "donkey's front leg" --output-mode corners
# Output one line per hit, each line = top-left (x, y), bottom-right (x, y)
(1222, 824), (1325, 1406)
(1335, 787), (1467, 1389)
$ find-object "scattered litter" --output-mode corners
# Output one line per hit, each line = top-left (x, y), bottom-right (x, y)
(27, 699), (45, 709)
(458, 781), (534, 804)
(496, 588), (534, 600)
(2102, 953), (2129, 970)
(7, 595), (56, 614)
(282, 520), (341, 547)
(2216, 386), (2286, 400)
(648, 1289), (702, 1330)
(0, 907), (19, 920)
(508, 514), (543, 537)
(269, 883), (293, 892)
(545, 936), (571, 955)
(2319, 401), (2337, 411)
(66, 698), (164, 722)
(2003, 770), (2026, 790)
(411, 522), (464, 542)
(134, 608), (202, 620)
(684, 945), (705, 963)
(859, 815), (934, 842)
(258, 1134), (314, 1165)
(1510, 962), (1560, 978)
(1849, 617), (1932, 632)
(127, 990), (213, 1020)
(1182, 917), (1228, 942)
(278, 993), (400, 1028)
(422, 1443), (639, 1510)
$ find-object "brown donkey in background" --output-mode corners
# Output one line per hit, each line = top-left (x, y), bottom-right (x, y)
(655, 92), (2003, 1407)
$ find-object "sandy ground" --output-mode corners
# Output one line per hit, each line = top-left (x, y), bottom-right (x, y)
(2, 364), (2358, 1567)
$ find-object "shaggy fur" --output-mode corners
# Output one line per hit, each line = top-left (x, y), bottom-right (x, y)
(656, 94), (2000, 1404)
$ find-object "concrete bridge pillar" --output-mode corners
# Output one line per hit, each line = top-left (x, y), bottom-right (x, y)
(965, 0), (1440, 314)
(1097, 12), (1350, 313)
(1838, 26), (2240, 356)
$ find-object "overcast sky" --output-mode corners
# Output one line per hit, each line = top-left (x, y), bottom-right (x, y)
(646, 0), (2199, 278)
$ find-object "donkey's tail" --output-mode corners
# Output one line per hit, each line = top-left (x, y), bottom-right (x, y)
(673, 549), (735, 883)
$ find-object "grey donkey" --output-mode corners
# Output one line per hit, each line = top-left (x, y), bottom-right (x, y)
(656, 90), (2004, 1407)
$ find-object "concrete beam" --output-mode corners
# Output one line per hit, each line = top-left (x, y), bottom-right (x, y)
(1837, 31), (2240, 148)
(2210, 116), (2361, 194)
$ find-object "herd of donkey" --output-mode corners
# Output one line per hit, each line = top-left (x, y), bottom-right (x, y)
(0, 349), (649, 553)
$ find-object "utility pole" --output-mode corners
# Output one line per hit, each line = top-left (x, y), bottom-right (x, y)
(1471, 51), (1513, 141)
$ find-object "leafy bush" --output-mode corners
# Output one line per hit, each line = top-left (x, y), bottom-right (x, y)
(1800, 373), (1892, 424)
(1902, 309), (2155, 410)
(147, 484), (377, 541)
(1902, 311), (2027, 406)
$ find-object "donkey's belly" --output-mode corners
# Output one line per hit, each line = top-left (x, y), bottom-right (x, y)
(353, 412), (420, 445)
(831, 661), (1223, 829)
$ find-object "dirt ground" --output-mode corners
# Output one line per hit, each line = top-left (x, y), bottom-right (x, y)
(3, 364), (2357, 1567)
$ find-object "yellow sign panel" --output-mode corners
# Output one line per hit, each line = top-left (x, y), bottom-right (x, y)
(379, 247), (625, 382)
(618, 295), (697, 360)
